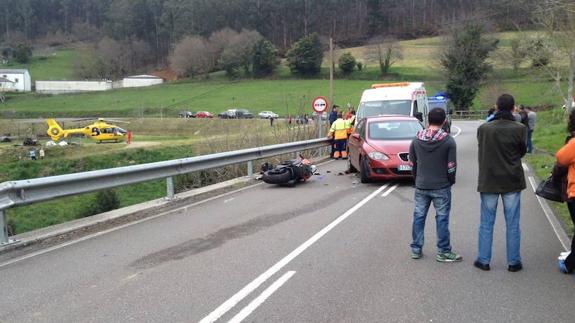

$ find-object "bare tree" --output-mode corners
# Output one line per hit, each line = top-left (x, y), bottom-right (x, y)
(531, 1), (575, 111)
(169, 35), (213, 77)
(208, 28), (240, 68)
(219, 29), (263, 77)
(367, 37), (403, 76)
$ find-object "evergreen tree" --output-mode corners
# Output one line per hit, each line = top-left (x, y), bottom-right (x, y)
(252, 39), (279, 77)
(441, 24), (498, 111)
(286, 33), (323, 76)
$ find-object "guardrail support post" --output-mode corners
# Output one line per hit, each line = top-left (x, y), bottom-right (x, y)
(247, 161), (253, 177)
(0, 210), (16, 245)
(166, 177), (175, 200)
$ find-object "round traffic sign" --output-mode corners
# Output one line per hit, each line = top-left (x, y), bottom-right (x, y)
(312, 96), (329, 113)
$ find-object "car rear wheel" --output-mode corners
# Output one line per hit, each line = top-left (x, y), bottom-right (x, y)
(360, 157), (371, 183)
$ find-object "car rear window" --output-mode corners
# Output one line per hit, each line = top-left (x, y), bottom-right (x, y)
(368, 121), (422, 140)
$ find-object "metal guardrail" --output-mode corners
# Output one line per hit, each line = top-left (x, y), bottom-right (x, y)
(452, 110), (488, 120)
(0, 138), (331, 245)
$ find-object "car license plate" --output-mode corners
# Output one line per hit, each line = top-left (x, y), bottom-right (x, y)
(398, 164), (412, 171)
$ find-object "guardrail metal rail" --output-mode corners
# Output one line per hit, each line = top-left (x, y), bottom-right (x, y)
(0, 138), (331, 245)
(452, 110), (488, 120)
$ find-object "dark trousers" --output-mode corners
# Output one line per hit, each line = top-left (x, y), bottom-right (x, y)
(527, 130), (534, 153)
(334, 139), (346, 153)
(566, 201), (575, 271)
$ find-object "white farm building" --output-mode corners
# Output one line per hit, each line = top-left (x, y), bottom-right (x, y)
(35, 80), (113, 94)
(0, 69), (32, 92)
(122, 75), (163, 88)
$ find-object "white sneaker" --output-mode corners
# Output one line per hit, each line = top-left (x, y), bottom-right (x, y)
(558, 251), (571, 260)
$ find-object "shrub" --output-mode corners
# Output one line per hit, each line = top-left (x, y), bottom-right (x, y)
(14, 44), (32, 64)
(338, 52), (356, 75)
(82, 190), (121, 217)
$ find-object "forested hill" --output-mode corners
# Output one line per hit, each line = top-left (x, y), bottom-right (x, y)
(3, 0), (538, 53)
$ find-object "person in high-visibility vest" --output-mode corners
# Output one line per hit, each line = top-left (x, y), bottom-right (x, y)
(346, 110), (356, 136)
(328, 112), (350, 159)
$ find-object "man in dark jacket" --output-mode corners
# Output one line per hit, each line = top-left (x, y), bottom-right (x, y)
(328, 105), (339, 126)
(474, 94), (527, 272)
(409, 108), (461, 262)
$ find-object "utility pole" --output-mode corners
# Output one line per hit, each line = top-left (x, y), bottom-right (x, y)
(329, 37), (334, 108)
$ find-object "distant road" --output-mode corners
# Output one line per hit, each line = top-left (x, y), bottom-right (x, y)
(0, 121), (573, 323)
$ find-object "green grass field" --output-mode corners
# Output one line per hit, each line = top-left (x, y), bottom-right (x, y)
(524, 110), (574, 235)
(4, 48), (78, 81)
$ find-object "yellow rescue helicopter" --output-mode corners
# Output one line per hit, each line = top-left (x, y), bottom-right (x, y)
(46, 118), (129, 143)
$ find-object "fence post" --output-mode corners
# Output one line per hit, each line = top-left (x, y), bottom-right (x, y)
(166, 177), (175, 200)
(0, 210), (13, 245)
(247, 161), (254, 177)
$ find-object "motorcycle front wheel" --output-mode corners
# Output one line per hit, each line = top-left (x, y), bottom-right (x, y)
(262, 167), (293, 184)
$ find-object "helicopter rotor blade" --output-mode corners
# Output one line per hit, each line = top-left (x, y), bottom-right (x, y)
(102, 119), (130, 124)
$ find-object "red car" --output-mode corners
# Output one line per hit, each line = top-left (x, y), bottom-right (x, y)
(348, 115), (423, 183)
(195, 111), (213, 118)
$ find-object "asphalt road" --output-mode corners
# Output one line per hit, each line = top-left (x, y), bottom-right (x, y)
(0, 121), (573, 323)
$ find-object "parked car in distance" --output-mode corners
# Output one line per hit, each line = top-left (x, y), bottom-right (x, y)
(195, 111), (213, 118)
(259, 111), (279, 119)
(179, 111), (196, 118)
(236, 109), (254, 119)
(0, 134), (12, 143)
(347, 115), (423, 183)
(218, 109), (237, 119)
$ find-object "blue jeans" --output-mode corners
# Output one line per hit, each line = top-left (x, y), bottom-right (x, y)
(477, 192), (522, 265)
(527, 130), (533, 153)
(411, 187), (452, 253)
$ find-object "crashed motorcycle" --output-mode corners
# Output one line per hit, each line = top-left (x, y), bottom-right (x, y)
(261, 154), (317, 186)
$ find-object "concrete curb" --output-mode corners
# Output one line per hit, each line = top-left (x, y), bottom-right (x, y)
(0, 177), (258, 260)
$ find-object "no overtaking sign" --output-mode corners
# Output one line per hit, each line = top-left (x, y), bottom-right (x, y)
(312, 97), (329, 113)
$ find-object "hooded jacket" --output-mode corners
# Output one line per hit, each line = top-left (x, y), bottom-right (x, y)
(409, 128), (457, 190)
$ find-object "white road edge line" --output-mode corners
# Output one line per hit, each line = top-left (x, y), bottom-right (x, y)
(199, 184), (390, 323)
(522, 162), (529, 172)
(0, 159), (336, 268)
(452, 126), (462, 138)
(528, 176), (570, 250)
(228, 271), (296, 323)
(381, 184), (398, 197)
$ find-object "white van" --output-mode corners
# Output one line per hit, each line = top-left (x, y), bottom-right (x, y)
(356, 82), (429, 126)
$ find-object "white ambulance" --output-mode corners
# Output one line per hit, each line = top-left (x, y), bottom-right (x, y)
(356, 82), (429, 126)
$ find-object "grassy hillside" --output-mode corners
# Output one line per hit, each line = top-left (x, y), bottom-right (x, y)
(4, 48), (78, 81)
(0, 32), (564, 118)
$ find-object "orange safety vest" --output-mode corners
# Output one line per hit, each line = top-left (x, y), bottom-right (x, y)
(346, 116), (356, 135)
(330, 118), (349, 140)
